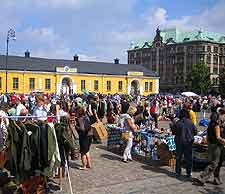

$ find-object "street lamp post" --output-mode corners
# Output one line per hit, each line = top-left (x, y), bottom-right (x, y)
(5, 28), (16, 93)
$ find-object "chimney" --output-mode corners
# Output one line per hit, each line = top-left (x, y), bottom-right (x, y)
(25, 50), (30, 58)
(73, 54), (79, 61)
(114, 58), (119, 64)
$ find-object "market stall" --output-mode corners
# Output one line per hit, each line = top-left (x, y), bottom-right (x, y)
(193, 128), (209, 169)
(106, 124), (176, 167)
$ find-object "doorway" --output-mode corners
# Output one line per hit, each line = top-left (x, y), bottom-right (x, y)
(130, 80), (140, 95)
(61, 77), (73, 95)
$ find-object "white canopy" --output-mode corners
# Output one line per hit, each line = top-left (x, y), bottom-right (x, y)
(181, 92), (199, 97)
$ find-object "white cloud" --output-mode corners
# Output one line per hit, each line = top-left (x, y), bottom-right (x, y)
(1, 0), (98, 9)
(21, 27), (60, 43)
(146, 8), (167, 26)
(34, 0), (95, 9)
(144, 1), (225, 33)
(14, 26), (97, 61)
(1, 0), (225, 64)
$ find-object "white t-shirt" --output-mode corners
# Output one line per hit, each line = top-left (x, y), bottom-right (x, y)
(16, 103), (26, 116)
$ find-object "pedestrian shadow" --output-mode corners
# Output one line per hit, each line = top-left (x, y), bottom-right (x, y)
(200, 187), (225, 194)
(97, 144), (197, 183)
(141, 164), (193, 183)
(100, 153), (122, 161)
(97, 144), (123, 155)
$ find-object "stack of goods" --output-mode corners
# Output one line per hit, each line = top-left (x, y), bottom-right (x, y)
(194, 130), (207, 145)
(132, 128), (176, 163)
(106, 125), (123, 149)
(193, 128), (208, 169)
(193, 143), (208, 169)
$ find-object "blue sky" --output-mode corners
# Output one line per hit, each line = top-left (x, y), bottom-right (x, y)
(0, 0), (224, 63)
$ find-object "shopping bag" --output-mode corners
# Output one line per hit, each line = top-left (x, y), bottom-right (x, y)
(91, 122), (108, 140)
(121, 132), (129, 142)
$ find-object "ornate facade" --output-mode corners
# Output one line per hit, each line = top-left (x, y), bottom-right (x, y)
(128, 28), (225, 92)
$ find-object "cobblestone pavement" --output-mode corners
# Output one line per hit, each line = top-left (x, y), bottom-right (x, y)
(59, 144), (225, 194)
(57, 117), (225, 194)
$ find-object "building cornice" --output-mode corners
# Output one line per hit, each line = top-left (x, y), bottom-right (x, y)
(0, 70), (159, 79)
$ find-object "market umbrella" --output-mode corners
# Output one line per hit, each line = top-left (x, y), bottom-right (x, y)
(181, 91), (199, 97)
(82, 89), (90, 96)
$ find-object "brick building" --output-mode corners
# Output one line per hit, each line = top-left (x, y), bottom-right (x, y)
(128, 28), (225, 92)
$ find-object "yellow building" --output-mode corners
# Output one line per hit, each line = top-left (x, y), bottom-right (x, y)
(0, 53), (159, 95)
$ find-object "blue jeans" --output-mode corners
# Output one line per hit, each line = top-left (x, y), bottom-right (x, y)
(176, 142), (193, 175)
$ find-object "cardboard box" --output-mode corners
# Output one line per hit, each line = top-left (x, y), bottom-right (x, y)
(91, 122), (108, 140)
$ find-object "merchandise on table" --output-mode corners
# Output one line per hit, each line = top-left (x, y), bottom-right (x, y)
(194, 130), (208, 145)
(193, 144), (208, 159)
(106, 124), (176, 166)
(192, 143), (209, 169)
(106, 125), (123, 148)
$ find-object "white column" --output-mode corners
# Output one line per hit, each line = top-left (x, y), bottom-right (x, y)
(155, 79), (159, 94)
(39, 78), (42, 90)
(140, 84), (143, 95)
(57, 83), (61, 95)
(89, 80), (92, 91)
(128, 82), (131, 94)
(73, 83), (77, 94)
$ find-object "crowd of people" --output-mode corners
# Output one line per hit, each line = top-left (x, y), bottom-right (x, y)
(0, 91), (225, 188)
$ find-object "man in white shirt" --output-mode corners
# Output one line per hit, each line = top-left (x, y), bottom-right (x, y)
(33, 96), (47, 121)
(16, 98), (26, 116)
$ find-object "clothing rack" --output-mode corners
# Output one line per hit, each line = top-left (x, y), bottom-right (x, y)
(1, 114), (74, 194)
(0, 115), (64, 119)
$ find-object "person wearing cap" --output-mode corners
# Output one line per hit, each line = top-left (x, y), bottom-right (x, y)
(10, 93), (17, 106)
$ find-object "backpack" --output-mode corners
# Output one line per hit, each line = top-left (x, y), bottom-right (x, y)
(98, 100), (106, 118)
(77, 115), (93, 136)
(181, 119), (195, 144)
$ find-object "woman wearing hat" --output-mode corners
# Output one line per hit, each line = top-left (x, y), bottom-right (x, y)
(122, 106), (138, 163)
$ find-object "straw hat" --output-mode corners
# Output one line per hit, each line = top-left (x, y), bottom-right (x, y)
(127, 106), (137, 116)
(36, 95), (45, 102)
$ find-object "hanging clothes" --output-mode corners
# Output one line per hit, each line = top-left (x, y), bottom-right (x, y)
(43, 122), (61, 177)
(24, 121), (41, 172)
(6, 120), (32, 181)
(0, 110), (9, 151)
(6, 119), (61, 182)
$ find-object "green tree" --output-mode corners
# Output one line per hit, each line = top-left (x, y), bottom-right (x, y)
(219, 69), (225, 98)
(186, 63), (211, 95)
